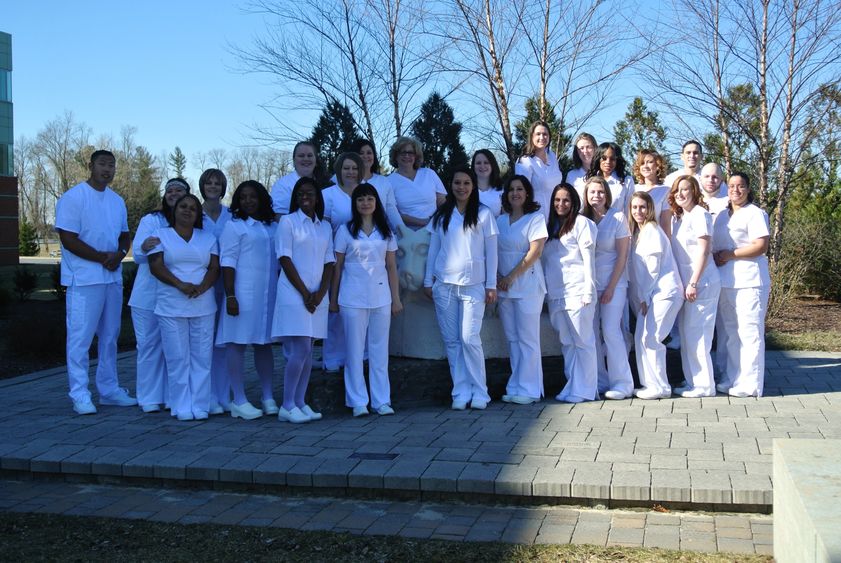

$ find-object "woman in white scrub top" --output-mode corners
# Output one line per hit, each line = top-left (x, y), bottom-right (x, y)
(149, 194), (220, 421)
(270, 141), (322, 216)
(350, 138), (402, 230)
(199, 168), (233, 415)
(712, 173), (770, 398)
(129, 178), (188, 413)
(587, 142), (634, 218)
(514, 121), (564, 221)
(472, 149), (503, 217)
(669, 176), (721, 398)
(330, 183), (403, 417)
(580, 177), (634, 400)
(633, 150), (671, 232)
(216, 181), (279, 420)
(496, 175), (547, 404)
(388, 136), (446, 230)
(628, 191), (684, 399)
(323, 152), (364, 373)
(566, 132), (597, 203)
(543, 183), (599, 403)
(272, 178), (335, 423)
(424, 168), (498, 410)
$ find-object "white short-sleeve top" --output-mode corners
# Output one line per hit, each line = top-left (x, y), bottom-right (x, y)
(151, 227), (219, 317)
(635, 184), (670, 219)
(671, 205), (720, 287)
(270, 171), (301, 215)
(515, 150), (564, 221)
(322, 185), (353, 234)
(334, 224), (398, 309)
(542, 215), (597, 304)
(55, 182), (128, 287)
(365, 173), (403, 229)
(703, 185), (729, 219)
(566, 167), (588, 204)
(593, 211), (630, 291)
(496, 212), (548, 299)
(390, 168), (446, 220)
(663, 170), (701, 188)
(424, 206), (499, 288)
(629, 223), (683, 306)
(712, 204), (770, 289)
(275, 210), (335, 302)
(478, 188), (503, 217)
(128, 212), (168, 310)
(202, 206), (231, 240)
(218, 217), (278, 306)
(606, 173), (634, 217)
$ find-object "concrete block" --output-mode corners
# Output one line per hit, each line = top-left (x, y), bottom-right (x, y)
(532, 466), (574, 497)
(689, 471), (732, 504)
(494, 465), (537, 496)
(651, 470), (691, 502)
(730, 474), (772, 505)
(610, 471), (651, 501)
(773, 439), (841, 563)
(570, 466), (611, 499)
(457, 463), (502, 494)
(420, 461), (465, 492)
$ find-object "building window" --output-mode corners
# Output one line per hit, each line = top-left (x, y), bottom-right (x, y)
(0, 144), (10, 177)
(0, 71), (10, 102)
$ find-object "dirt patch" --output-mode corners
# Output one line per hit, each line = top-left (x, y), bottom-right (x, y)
(766, 296), (841, 334)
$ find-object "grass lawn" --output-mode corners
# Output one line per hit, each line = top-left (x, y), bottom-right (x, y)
(0, 513), (770, 563)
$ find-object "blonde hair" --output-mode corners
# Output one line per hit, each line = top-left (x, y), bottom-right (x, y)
(628, 190), (657, 237)
(389, 136), (424, 169)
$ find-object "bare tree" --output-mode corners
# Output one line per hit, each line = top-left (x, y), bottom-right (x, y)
(653, 0), (841, 262)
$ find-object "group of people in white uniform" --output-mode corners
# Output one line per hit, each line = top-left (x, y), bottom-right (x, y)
(57, 125), (770, 419)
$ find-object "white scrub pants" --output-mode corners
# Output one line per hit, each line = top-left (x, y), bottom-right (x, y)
(66, 283), (123, 403)
(342, 304), (391, 409)
(548, 299), (598, 402)
(131, 307), (167, 408)
(718, 286), (769, 397)
(432, 282), (490, 404)
(498, 297), (544, 400)
(594, 286), (633, 396)
(679, 282), (721, 396)
(158, 313), (214, 418)
(323, 311), (346, 370)
(634, 295), (681, 395)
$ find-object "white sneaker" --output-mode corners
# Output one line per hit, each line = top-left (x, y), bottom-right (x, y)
(73, 399), (97, 415)
(679, 388), (714, 398)
(352, 406), (370, 417)
(501, 394), (514, 403)
(603, 390), (627, 400)
(100, 388), (137, 407)
(376, 405), (395, 416)
(633, 388), (670, 400)
(208, 402), (225, 415)
(451, 400), (468, 411)
(470, 399), (488, 410)
(301, 404), (322, 421)
(509, 395), (537, 405)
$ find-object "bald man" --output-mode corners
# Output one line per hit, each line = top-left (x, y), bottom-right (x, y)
(700, 163), (729, 218)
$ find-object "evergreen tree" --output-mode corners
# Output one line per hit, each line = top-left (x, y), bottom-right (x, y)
(613, 97), (668, 166)
(410, 92), (469, 183)
(18, 218), (40, 256)
(702, 83), (765, 174)
(310, 100), (362, 173)
(122, 146), (163, 234)
(168, 146), (187, 178)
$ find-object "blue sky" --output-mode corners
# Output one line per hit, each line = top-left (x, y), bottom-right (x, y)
(4, 0), (649, 181)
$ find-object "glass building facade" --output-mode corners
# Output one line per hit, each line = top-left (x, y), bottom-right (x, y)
(0, 31), (12, 177)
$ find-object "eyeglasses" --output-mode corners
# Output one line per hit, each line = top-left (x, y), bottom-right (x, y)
(398, 150), (416, 157)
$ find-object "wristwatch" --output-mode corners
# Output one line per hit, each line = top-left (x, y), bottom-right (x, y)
(689, 282), (697, 288)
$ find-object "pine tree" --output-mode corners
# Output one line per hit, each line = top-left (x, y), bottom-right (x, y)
(168, 146), (187, 178)
(18, 219), (40, 256)
(310, 100), (362, 173)
(410, 92), (469, 183)
(513, 96), (571, 171)
(613, 97), (668, 165)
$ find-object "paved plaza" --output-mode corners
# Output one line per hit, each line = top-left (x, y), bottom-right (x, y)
(1, 348), (839, 555)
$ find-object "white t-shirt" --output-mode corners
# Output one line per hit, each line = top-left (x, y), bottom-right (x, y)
(593, 211), (630, 291)
(322, 185), (353, 234)
(55, 182), (128, 287)
(129, 212), (168, 310)
(270, 171), (301, 215)
(390, 168), (446, 221)
(478, 188), (503, 217)
(151, 227), (219, 317)
(712, 204), (770, 289)
(635, 184), (670, 219)
(275, 210), (335, 301)
(496, 212), (548, 299)
(334, 224), (398, 309)
(629, 223), (683, 307)
(515, 149), (564, 221)
(605, 173), (634, 217)
(424, 205), (499, 288)
(566, 167), (588, 204)
(663, 170), (701, 189)
(702, 185), (729, 219)
(671, 205), (720, 287)
(542, 215), (597, 304)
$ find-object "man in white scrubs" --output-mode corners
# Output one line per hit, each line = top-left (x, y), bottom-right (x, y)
(55, 150), (137, 415)
(699, 162), (728, 218)
(664, 140), (703, 187)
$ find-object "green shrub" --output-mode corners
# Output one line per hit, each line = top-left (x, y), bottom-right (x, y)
(18, 220), (40, 256)
(13, 267), (39, 301)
